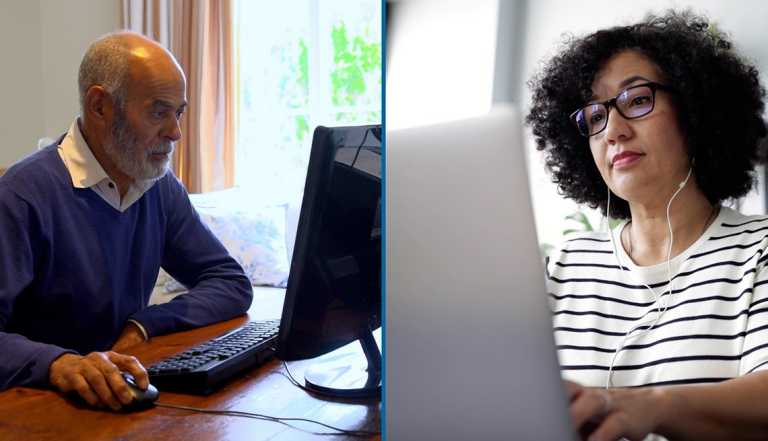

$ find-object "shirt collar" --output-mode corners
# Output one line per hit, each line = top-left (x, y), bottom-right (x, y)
(58, 118), (111, 189)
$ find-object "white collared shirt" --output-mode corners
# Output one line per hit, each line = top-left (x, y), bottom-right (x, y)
(57, 119), (156, 212)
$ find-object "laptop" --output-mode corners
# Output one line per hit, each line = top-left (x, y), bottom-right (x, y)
(385, 106), (576, 440)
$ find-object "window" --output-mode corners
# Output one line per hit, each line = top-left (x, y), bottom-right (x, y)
(234, 0), (382, 205)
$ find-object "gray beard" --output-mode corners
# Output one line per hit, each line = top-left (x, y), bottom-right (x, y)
(103, 110), (174, 182)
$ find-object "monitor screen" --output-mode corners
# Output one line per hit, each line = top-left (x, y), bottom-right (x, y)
(277, 124), (381, 398)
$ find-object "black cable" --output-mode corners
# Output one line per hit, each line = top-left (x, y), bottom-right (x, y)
(281, 359), (314, 393)
(278, 351), (381, 402)
(156, 347), (378, 437)
(154, 402), (379, 437)
(350, 128), (371, 169)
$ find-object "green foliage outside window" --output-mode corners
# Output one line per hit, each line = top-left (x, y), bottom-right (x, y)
(279, 22), (380, 142)
(330, 22), (381, 123)
(331, 22), (381, 106)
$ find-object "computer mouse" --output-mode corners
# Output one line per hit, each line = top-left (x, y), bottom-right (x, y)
(121, 372), (159, 411)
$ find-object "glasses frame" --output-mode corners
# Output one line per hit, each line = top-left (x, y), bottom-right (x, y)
(569, 82), (674, 137)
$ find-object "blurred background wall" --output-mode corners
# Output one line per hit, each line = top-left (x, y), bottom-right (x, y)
(0, 0), (120, 167)
(387, 0), (768, 248)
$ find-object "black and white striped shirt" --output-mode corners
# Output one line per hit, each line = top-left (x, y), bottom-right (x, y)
(547, 207), (768, 388)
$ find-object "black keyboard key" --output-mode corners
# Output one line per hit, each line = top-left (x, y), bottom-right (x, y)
(147, 319), (280, 395)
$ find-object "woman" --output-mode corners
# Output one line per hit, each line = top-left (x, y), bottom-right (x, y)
(527, 10), (768, 441)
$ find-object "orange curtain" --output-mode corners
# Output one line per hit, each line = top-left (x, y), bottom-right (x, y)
(121, 0), (236, 193)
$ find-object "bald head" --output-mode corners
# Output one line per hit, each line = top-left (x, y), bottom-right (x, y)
(78, 31), (183, 115)
(77, 31), (187, 187)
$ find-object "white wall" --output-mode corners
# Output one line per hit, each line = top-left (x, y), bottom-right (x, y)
(519, 0), (768, 247)
(0, 2), (44, 167)
(39, 0), (121, 141)
(0, 0), (120, 167)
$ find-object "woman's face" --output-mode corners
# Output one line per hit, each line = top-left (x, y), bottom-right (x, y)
(588, 50), (690, 207)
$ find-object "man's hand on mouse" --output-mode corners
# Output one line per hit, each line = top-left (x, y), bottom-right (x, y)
(48, 351), (149, 411)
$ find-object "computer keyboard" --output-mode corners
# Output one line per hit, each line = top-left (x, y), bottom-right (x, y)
(147, 319), (280, 394)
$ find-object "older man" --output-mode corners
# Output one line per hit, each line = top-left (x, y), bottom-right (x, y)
(0, 32), (252, 410)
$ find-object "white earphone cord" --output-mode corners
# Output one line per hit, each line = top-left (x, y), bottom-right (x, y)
(604, 167), (693, 389)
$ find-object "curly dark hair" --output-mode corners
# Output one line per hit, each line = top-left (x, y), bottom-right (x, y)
(525, 10), (766, 219)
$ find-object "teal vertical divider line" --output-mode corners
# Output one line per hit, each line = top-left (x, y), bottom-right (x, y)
(380, 0), (387, 439)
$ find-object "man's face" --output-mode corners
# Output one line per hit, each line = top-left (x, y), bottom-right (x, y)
(103, 59), (187, 182)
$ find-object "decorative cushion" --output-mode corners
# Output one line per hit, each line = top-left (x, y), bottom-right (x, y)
(154, 188), (290, 294)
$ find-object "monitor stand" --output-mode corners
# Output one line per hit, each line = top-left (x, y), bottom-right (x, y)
(304, 328), (381, 398)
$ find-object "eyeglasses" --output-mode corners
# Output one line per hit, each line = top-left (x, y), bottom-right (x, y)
(569, 82), (674, 137)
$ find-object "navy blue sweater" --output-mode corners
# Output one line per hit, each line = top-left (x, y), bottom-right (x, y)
(0, 146), (252, 389)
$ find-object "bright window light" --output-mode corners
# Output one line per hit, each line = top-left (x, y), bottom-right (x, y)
(235, 0), (381, 204)
(387, 0), (498, 130)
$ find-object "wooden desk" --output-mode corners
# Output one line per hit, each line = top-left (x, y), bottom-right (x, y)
(0, 290), (381, 441)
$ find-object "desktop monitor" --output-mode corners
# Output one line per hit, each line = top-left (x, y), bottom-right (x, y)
(277, 124), (382, 398)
